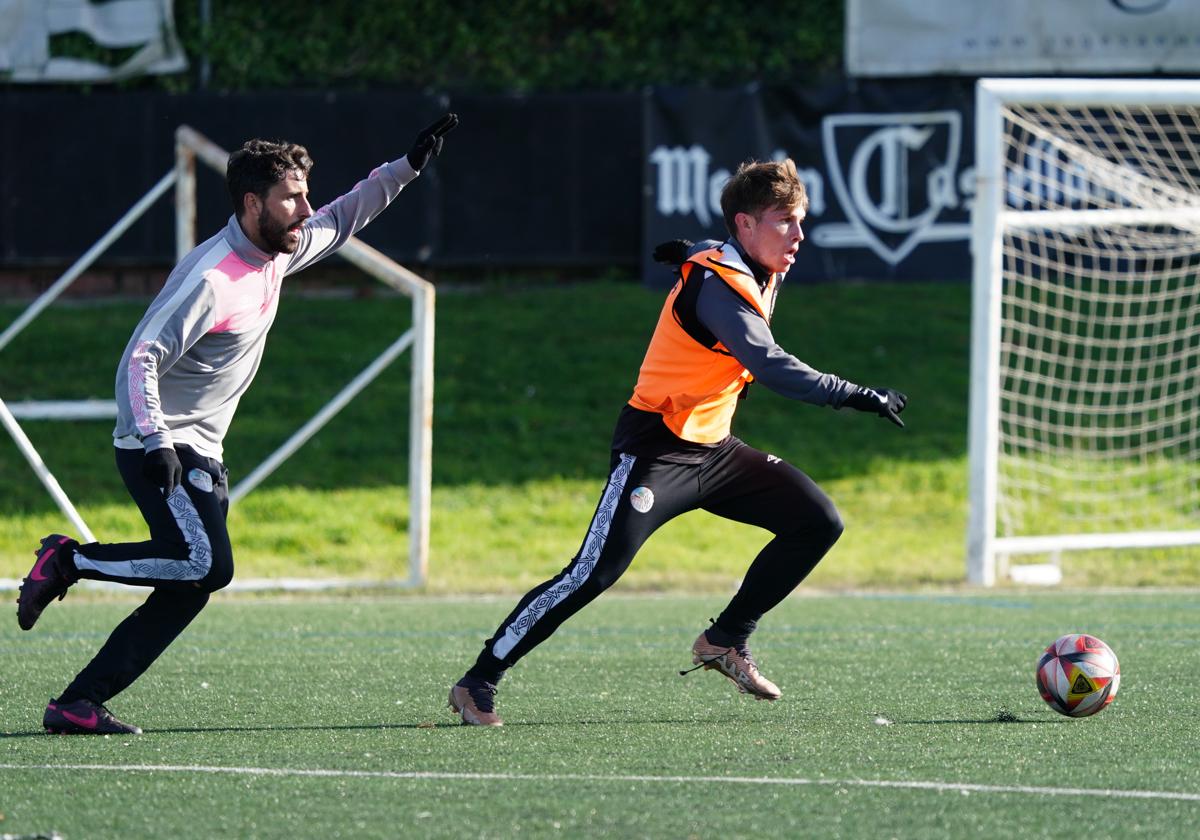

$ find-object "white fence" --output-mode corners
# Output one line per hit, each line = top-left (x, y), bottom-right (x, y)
(1, 125), (434, 587)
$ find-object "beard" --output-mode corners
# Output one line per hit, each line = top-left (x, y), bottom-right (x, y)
(257, 205), (300, 254)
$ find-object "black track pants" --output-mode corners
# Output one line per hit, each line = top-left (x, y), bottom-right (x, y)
(469, 438), (843, 680)
(60, 446), (233, 705)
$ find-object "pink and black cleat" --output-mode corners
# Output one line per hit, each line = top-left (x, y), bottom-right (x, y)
(16, 534), (79, 631)
(43, 698), (142, 735)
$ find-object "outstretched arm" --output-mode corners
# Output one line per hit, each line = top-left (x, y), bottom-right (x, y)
(287, 113), (460, 274)
(695, 278), (907, 426)
(696, 278), (855, 405)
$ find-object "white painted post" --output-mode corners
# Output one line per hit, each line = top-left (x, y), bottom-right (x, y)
(408, 282), (435, 586)
(966, 80), (1005, 586)
(0, 398), (96, 542)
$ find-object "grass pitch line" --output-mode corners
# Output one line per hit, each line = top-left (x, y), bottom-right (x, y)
(1, 764), (1197, 802)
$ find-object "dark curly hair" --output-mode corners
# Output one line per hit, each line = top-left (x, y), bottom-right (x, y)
(226, 139), (313, 216)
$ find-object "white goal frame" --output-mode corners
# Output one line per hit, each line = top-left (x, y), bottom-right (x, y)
(1, 125), (434, 587)
(967, 78), (1200, 586)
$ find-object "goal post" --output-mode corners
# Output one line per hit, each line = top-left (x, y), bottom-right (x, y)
(968, 78), (1200, 586)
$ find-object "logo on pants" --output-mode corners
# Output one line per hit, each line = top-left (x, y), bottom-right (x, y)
(629, 486), (655, 514)
(188, 468), (213, 493)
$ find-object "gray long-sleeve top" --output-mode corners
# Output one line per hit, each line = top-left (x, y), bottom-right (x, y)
(694, 240), (859, 408)
(113, 156), (419, 461)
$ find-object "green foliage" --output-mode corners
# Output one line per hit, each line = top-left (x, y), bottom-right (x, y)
(165, 0), (846, 92)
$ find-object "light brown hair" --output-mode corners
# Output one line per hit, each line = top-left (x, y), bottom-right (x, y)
(719, 158), (808, 236)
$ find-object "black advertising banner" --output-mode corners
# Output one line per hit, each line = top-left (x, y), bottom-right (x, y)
(642, 78), (979, 286)
(4, 78), (983, 283)
(0, 89), (639, 268)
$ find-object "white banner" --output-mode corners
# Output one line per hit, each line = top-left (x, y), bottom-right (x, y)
(847, 0), (1200, 76)
(0, 0), (187, 82)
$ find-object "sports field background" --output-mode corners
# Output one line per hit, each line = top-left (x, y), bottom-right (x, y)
(3, 281), (1197, 837)
(1, 591), (1197, 838)
(4, 280), (1196, 591)
(4, 4), (1198, 838)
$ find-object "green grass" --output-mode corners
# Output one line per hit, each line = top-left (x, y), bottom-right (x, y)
(998, 452), (1200, 536)
(1, 591), (1197, 838)
(2, 279), (1197, 589)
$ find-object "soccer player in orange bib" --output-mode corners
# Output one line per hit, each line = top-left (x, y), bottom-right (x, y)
(450, 158), (906, 726)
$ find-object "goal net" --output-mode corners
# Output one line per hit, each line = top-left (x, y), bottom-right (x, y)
(968, 79), (1200, 585)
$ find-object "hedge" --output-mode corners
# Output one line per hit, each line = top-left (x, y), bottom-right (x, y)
(50, 0), (845, 93)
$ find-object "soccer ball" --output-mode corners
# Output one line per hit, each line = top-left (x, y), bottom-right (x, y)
(1036, 634), (1120, 718)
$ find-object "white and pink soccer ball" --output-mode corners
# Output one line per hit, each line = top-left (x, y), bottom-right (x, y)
(1036, 634), (1120, 718)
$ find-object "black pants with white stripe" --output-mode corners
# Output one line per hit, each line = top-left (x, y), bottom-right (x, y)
(468, 437), (844, 683)
(59, 445), (234, 706)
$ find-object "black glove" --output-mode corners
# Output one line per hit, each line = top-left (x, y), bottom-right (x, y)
(653, 239), (694, 267)
(843, 386), (908, 428)
(143, 447), (183, 496)
(406, 112), (459, 171)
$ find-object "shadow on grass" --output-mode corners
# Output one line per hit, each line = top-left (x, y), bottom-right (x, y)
(897, 715), (1040, 725)
(1, 714), (749, 737)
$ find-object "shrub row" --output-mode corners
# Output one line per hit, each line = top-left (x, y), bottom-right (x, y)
(61, 0), (845, 92)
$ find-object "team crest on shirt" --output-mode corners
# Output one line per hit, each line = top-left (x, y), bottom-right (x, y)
(629, 486), (655, 513)
(188, 468), (213, 493)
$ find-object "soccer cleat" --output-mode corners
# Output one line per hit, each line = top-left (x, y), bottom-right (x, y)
(17, 534), (80, 631)
(449, 677), (503, 726)
(687, 630), (782, 701)
(43, 698), (142, 735)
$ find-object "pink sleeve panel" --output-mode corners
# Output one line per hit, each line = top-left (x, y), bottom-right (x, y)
(207, 252), (280, 334)
(127, 339), (158, 438)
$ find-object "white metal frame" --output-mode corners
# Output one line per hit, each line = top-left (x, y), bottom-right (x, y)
(967, 78), (1200, 586)
(1, 125), (434, 586)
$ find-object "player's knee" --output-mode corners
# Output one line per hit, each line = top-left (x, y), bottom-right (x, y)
(809, 500), (844, 551)
(199, 548), (234, 592)
(572, 546), (634, 595)
(823, 506), (845, 548)
(174, 587), (210, 611)
(583, 566), (622, 595)
(203, 569), (233, 593)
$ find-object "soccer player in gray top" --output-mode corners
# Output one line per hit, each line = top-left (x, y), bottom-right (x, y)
(16, 113), (459, 735)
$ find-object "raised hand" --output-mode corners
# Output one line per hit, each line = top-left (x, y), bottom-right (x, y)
(407, 112), (460, 171)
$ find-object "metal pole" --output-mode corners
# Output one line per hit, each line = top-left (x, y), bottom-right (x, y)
(0, 170), (175, 353)
(966, 80), (1006, 587)
(0, 397), (96, 542)
(175, 134), (197, 261)
(229, 330), (417, 503)
(407, 284), (435, 586)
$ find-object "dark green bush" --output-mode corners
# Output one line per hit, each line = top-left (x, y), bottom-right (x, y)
(131, 0), (844, 92)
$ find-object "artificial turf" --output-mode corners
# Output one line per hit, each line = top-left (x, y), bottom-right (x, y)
(1, 590), (1196, 838)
